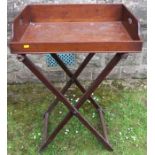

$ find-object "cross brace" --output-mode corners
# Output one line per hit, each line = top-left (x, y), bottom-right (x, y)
(17, 53), (125, 152)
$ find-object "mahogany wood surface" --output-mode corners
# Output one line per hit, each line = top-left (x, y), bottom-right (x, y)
(9, 4), (143, 53)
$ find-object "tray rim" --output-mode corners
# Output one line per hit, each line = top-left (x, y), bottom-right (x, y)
(10, 40), (143, 54)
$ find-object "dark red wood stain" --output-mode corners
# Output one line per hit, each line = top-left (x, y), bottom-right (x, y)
(9, 4), (142, 53)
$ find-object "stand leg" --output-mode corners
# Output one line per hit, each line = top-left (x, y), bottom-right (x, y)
(42, 113), (49, 143)
(38, 53), (123, 151)
(98, 108), (109, 142)
(17, 53), (124, 152)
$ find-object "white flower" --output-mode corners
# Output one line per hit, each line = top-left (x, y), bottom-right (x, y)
(8, 145), (11, 149)
(96, 97), (100, 101)
(75, 98), (79, 102)
(38, 132), (41, 136)
(92, 112), (96, 118)
(131, 136), (136, 141)
(75, 130), (79, 134)
(33, 135), (36, 139)
(65, 129), (69, 135)
(127, 127), (133, 131)
(65, 129), (69, 132)
(59, 111), (62, 114)
(125, 136), (129, 140)
(93, 96), (97, 100)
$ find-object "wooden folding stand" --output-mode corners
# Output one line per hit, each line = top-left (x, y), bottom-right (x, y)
(9, 4), (142, 152)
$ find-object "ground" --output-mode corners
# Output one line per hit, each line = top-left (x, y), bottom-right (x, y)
(8, 79), (147, 155)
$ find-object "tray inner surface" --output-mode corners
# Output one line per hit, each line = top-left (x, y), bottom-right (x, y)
(20, 21), (132, 43)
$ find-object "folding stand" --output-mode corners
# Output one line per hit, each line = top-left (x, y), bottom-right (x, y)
(17, 52), (126, 152)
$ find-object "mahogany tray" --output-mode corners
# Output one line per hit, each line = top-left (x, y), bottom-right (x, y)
(9, 4), (143, 54)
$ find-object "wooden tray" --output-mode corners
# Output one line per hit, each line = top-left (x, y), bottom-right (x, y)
(9, 4), (143, 54)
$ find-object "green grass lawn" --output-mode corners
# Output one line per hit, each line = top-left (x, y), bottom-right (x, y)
(8, 80), (147, 155)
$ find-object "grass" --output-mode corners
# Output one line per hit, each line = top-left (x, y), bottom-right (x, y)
(7, 80), (147, 155)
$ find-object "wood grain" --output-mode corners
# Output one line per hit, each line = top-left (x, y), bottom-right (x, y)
(9, 4), (143, 53)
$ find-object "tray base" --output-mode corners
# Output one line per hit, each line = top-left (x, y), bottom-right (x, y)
(20, 21), (132, 43)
